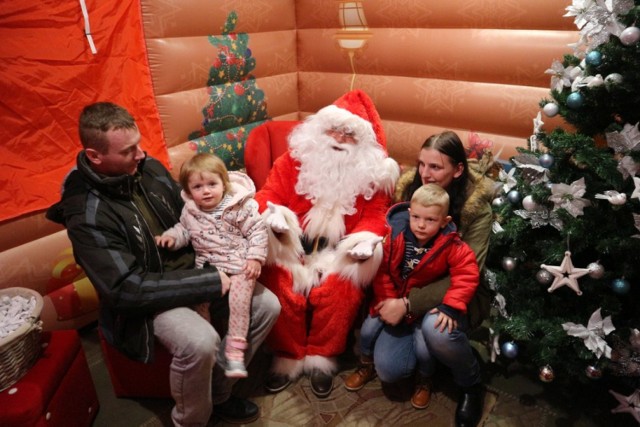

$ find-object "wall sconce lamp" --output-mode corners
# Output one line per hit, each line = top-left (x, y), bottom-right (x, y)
(334, 1), (372, 90)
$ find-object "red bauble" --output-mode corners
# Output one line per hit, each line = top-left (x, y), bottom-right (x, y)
(234, 83), (245, 96)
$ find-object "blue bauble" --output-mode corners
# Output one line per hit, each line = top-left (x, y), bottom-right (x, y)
(502, 341), (519, 359)
(611, 278), (631, 295)
(507, 190), (521, 205)
(539, 153), (554, 168)
(585, 50), (602, 67)
(566, 92), (584, 109)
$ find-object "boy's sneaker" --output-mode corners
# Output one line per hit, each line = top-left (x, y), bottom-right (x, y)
(225, 359), (248, 378)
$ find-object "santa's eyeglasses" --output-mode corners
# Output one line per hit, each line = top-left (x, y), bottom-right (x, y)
(326, 127), (357, 144)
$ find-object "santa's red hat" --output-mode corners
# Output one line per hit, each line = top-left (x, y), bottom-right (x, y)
(314, 90), (388, 153)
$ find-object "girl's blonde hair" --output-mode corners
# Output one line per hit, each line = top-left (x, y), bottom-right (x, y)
(411, 183), (450, 213)
(179, 153), (231, 195)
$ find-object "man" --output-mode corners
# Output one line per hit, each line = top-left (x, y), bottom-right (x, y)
(46, 102), (280, 427)
(254, 90), (399, 398)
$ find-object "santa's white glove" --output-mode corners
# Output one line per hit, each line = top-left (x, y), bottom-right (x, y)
(265, 201), (290, 233)
(348, 236), (383, 260)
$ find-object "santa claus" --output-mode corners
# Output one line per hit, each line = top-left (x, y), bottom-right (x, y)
(254, 90), (399, 398)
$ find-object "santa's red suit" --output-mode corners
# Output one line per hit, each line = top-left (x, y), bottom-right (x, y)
(254, 90), (399, 383)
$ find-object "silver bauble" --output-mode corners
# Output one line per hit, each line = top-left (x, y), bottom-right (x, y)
(539, 153), (555, 169)
(501, 341), (518, 359)
(502, 257), (517, 271)
(507, 190), (521, 205)
(620, 26), (640, 46)
(587, 262), (604, 279)
(605, 73), (623, 88)
(522, 195), (539, 211)
(542, 103), (559, 117)
(492, 197), (505, 208)
(536, 269), (553, 285)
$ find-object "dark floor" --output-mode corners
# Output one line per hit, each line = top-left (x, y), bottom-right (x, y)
(78, 323), (639, 426)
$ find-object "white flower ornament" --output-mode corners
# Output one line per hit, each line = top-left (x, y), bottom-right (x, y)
(548, 177), (590, 217)
(562, 307), (615, 358)
(498, 168), (517, 194)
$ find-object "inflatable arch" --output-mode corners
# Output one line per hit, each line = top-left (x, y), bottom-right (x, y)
(0, 0), (575, 330)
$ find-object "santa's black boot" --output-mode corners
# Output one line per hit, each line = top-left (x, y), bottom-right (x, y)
(455, 383), (484, 427)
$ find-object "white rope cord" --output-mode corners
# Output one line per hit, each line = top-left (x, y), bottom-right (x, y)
(79, 0), (97, 54)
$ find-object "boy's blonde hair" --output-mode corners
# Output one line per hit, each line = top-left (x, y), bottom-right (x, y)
(179, 153), (231, 195)
(411, 183), (450, 213)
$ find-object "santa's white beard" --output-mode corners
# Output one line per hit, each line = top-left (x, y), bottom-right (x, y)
(289, 122), (387, 245)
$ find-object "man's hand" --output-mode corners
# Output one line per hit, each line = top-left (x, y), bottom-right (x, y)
(265, 201), (289, 233)
(375, 298), (406, 326)
(219, 270), (231, 296)
(155, 235), (176, 249)
(429, 307), (457, 334)
(244, 259), (262, 280)
(348, 236), (383, 260)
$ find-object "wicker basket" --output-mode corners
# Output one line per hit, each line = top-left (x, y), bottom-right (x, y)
(0, 287), (43, 392)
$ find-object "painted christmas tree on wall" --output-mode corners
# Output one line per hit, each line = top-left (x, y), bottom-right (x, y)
(487, 0), (640, 423)
(188, 11), (269, 170)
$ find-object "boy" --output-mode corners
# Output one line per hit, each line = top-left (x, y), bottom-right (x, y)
(344, 183), (480, 410)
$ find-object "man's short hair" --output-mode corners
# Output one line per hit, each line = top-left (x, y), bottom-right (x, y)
(79, 102), (136, 152)
(411, 183), (450, 213)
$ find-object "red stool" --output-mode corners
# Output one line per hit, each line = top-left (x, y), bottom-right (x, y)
(98, 329), (172, 398)
(0, 330), (99, 427)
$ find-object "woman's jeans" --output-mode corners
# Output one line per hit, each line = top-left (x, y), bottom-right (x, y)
(362, 312), (480, 388)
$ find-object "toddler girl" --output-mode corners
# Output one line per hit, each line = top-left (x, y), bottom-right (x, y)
(156, 153), (268, 377)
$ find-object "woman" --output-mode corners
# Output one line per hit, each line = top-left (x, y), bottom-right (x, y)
(344, 131), (496, 427)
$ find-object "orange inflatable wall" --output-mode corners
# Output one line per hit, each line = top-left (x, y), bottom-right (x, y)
(0, 0), (575, 330)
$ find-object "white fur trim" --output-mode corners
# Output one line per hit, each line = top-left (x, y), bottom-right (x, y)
(329, 231), (384, 289)
(376, 157), (401, 195)
(313, 105), (376, 145)
(292, 249), (336, 296)
(263, 205), (304, 269)
(271, 356), (305, 380)
(304, 355), (338, 375)
(303, 204), (346, 246)
(290, 263), (316, 297)
(261, 204), (339, 297)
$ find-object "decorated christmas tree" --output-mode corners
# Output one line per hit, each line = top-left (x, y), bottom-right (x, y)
(486, 0), (640, 422)
(188, 11), (269, 170)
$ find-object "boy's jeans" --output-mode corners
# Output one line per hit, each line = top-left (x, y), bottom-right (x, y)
(363, 312), (479, 387)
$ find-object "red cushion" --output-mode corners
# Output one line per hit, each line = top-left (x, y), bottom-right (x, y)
(99, 330), (172, 398)
(245, 120), (299, 190)
(0, 330), (99, 427)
